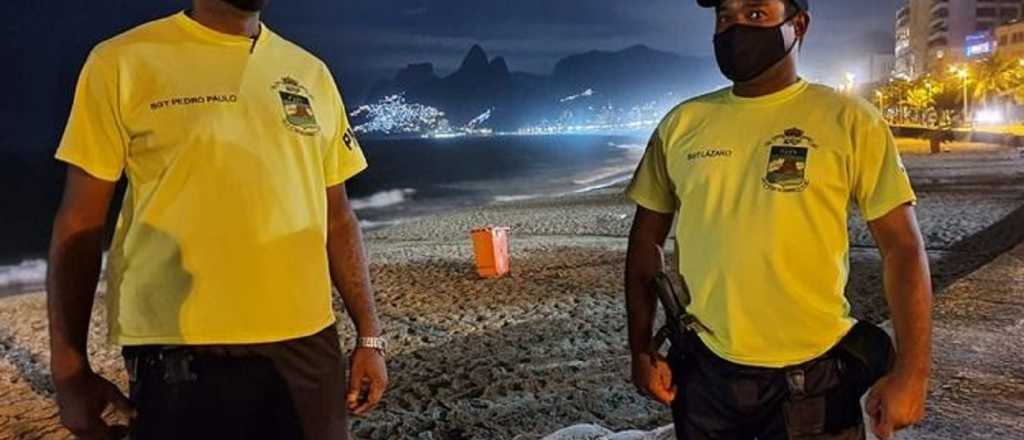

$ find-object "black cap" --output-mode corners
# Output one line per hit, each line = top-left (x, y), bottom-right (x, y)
(697, 0), (809, 11)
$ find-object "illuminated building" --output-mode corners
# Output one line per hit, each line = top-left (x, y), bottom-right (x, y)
(994, 19), (1024, 58)
(870, 54), (897, 83)
(894, 5), (914, 78)
(895, 0), (1024, 78)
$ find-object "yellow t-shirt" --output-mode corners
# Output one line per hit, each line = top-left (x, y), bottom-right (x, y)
(626, 80), (916, 368)
(55, 12), (367, 345)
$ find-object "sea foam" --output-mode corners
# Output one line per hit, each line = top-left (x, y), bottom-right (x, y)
(350, 188), (416, 210)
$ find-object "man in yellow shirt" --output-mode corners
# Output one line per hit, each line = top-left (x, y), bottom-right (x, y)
(46, 0), (387, 438)
(624, 1), (932, 439)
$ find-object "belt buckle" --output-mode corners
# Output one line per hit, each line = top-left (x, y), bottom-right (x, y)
(786, 368), (807, 398)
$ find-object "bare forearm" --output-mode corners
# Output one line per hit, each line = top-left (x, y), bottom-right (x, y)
(625, 207), (674, 357)
(47, 225), (105, 382)
(327, 209), (381, 337)
(625, 241), (664, 356)
(882, 246), (933, 377)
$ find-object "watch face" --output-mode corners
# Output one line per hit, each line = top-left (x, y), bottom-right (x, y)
(357, 337), (388, 354)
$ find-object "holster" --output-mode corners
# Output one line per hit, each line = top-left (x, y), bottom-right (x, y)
(834, 320), (896, 396)
(649, 272), (709, 356)
(823, 320), (896, 434)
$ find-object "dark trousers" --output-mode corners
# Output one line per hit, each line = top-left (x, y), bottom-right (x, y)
(669, 333), (866, 440)
(122, 325), (350, 440)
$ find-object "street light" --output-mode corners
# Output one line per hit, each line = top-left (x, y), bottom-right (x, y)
(950, 65), (970, 125)
(839, 72), (856, 94)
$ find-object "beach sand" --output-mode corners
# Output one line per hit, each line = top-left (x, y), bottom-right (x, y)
(1, 142), (1023, 439)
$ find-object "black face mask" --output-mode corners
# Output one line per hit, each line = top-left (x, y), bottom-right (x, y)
(221, 0), (269, 12)
(713, 15), (799, 83)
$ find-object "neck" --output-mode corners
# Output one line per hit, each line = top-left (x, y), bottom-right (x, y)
(189, 0), (261, 38)
(732, 57), (800, 98)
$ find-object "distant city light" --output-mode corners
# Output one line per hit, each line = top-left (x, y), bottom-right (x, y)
(560, 89), (595, 102)
(352, 89), (676, 138)
(465, 109), (492, 129)
(350, 94), (450, 135)
(519, 95), (668, 135)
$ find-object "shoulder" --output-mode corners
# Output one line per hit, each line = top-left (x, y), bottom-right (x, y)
(90, 14), (179, 61)
(265, 32), (348, 109)
(664, 86), (732, 120)
(802, 82), (885, 125)
(656, 86), (732, 136)
(267, 30), (330, 72)
(264, 30), (341, 94)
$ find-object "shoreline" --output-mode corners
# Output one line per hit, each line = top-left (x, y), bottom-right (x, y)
(0, 171), (641, 301)
(4, 136), (992, 299)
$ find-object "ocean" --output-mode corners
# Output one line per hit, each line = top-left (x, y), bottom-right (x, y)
(0, 134), (646, 295)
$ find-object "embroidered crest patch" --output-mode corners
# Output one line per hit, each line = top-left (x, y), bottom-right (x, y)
(272, 77), (320, 136)
(762, 127), (817, 193)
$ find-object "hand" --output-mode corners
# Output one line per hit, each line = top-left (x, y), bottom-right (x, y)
(54, 370), (135, 439)
(631, 351), (677, 406)
(347, 347), (388, 416)
(865, 368), (928, 439)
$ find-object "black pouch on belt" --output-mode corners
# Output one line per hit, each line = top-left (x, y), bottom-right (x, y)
(824, 320), (897, 433)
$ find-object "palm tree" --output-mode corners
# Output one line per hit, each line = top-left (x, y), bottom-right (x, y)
(971, 56), (1018, 106)
(999, 60), (1024, 107)
(886, 79), (914, 124)
(905, 77), (940, 126)
(934, 82), (963, 126)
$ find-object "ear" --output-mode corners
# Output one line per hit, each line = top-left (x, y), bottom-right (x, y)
(793, 11), (811, 40)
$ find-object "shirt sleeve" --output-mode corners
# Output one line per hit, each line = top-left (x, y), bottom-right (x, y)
(54, 50), (128, 182)
(321, 65), (368, 188)
(850, 107), (917, 221)
(625, 130), (677, 214)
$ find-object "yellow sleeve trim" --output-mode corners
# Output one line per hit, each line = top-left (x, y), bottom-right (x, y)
(862, 194), (918, 222)
(54, 149), (122, 182)
(625, 189), (676, 214)
(325, 160), (368, 188)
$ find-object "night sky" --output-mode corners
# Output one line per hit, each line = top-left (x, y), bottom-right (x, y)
(1, 0), (899, 153)
(317, 0), (899, 81)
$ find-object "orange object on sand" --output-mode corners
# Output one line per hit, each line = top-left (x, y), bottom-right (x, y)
(471, 226), (511, 278)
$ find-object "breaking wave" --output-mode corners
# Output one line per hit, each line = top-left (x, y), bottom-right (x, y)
(349, 188), (416, 211)
(0, 259), (47, 295)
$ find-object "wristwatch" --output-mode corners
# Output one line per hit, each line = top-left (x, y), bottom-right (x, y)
(356, 336), (388, 358)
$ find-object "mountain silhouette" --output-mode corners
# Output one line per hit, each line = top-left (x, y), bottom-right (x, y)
(393, 63), (439, 89)
(459, 44), (490, 73)
(363, 44), (718, 132)
(552, 44), (713, 103)
(367, 44), (540, 129)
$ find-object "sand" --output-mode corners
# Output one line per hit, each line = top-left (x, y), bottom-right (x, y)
(1, 143), (1023, 439)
